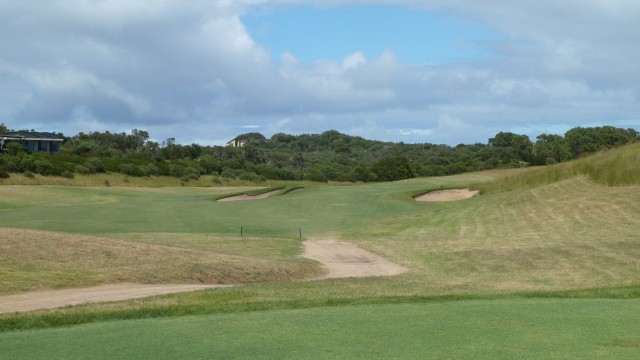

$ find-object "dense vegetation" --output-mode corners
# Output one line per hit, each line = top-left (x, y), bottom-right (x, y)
(1, 123), (637, 183)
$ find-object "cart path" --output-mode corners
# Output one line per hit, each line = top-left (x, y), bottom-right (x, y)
(0, 239), (406, 313)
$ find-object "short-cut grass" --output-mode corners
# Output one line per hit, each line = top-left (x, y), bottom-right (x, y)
(1, 299), (639, 359)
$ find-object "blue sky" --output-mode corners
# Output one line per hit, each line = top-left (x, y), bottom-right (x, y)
(243, 5), (502, 65)
(0, 1), (638, 145)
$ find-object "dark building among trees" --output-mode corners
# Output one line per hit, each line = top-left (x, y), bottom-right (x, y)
(0, 132), (64, 154)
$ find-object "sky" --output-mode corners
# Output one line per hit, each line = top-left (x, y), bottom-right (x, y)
(1, 0), (639, 145)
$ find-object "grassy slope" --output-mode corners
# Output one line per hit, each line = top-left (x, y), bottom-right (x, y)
(1, 299), (639, 359)
(477, 142), (640, 193)
(0, 228), (320, 294)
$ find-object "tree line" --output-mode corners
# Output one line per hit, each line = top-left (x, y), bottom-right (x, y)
(0, 123), (637, 182)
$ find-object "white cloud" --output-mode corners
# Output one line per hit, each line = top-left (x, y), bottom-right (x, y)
(0, 0), (638, 145)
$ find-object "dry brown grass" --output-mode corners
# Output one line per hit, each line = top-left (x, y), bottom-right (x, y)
(0, 228), (321, 295)
(357, 176), (640, 294)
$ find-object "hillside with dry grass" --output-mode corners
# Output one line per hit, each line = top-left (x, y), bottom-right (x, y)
(0, 228), (320, 295)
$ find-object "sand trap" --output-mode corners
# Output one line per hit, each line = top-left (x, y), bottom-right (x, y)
(301, 239), (407, 279)
(414, 188), (479, 202)
(0, 284), (228, 314)
(0, 239), (405, 313)
(217, 189), (281, 202)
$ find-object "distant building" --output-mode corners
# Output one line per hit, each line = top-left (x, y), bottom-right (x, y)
(0, 131), (64, 154)
(226, 137), (248, 148)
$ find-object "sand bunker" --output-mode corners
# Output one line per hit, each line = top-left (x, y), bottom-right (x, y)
(0, 239), (405, 313)
(414, 188), (479, 202)
(0, 283), (228, 314)
(301, 239), (408, 279)
(217, 189), (281, 202)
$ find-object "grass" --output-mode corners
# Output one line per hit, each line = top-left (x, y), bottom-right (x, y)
(476, 142), (640, 193)
(0, 228), (320, 294)
(1, 299), (639, 359)
(0, 145), (639, 357)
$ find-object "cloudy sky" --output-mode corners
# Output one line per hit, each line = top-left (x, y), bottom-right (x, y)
(1, 1), (639, 145)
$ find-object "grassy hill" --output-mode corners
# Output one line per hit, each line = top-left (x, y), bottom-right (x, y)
(476, 142), (640, 193)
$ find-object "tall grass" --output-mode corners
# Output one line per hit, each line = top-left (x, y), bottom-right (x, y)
(476, 143), (640, 193)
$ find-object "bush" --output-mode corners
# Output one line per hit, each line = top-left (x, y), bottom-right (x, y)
(0, 168), (9, 178)
(24, 171), (35, 179)
(220, 168), (237, 179)
(34, 160), (54, 176)
(238, 171), (265, 183)
(61, 170), (75, 179)
(84, 158), (105, 173)
(120, 163), (141, 176)
(75, 165), (91, 174)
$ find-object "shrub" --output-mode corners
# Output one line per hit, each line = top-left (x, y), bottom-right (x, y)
(34, 160), (54, 176)
(220, 168), (237, 179)
(0, 168), (9, 179)
(24, 171), (35, 178)
(61, 170), (75, 179)
(75, 165), (91, 174)
(120, 163), (141, 176)
(84, 158), (105, 173)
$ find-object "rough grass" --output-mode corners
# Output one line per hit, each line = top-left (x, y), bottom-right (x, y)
(476, 142), (640, 193)
(0, 228), (321, 295)
(2, 299), (639, 359)
(0, 173), (287, 187)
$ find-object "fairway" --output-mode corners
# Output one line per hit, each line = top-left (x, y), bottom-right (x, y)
(1, 299), (639, 359)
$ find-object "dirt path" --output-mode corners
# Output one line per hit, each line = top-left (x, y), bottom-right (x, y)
(0, 284), (228, 314)
(0, 240), (406, 313)
(301, 239), (408, 279)
(415, 188), (479, 202)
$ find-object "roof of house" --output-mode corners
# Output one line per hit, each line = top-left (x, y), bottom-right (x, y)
(1, 131), (64, 141)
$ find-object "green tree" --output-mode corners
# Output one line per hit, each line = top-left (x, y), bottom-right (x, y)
(534, 134), (572, 164)
(489, 132), (534, 164)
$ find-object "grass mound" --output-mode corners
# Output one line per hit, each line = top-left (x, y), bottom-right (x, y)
(0, 228), (321, 295)
(476, 142), (640, 193)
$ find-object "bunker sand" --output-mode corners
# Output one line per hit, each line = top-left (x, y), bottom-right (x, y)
(0, 239), (405, 313)
(415, 188), (479, 202)
(302, 239), (408, 279)
(0, 284), (228, 314)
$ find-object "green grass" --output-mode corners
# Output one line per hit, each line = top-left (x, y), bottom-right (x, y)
(476, 142), (640, 193)
(2, 299), (639, 359)
(1, 146), (639, 357)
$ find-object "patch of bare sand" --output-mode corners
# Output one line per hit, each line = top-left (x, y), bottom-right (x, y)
(217, 189), (281, 202)
(415, 188), (479, 202)
(0, 284), (229, 314)
(301, 239), (408, 279)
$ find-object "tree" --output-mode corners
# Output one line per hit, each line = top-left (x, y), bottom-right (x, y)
(489, 132), (534, 164)
(370, 157), (414, 182)
(534, 134), (572, 164)
(0, 123), (7, 134)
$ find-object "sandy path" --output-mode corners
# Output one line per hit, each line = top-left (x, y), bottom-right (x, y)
(415, 188), (479, 202)
(301, 239), (408, 279)
(217, 189), (281, 202)
(0, 284), (227, 314)
(0, 240), (406, 313)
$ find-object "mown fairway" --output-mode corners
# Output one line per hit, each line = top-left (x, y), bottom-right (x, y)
(1, 299), (639, 359)
(1, 145), (639, 358)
